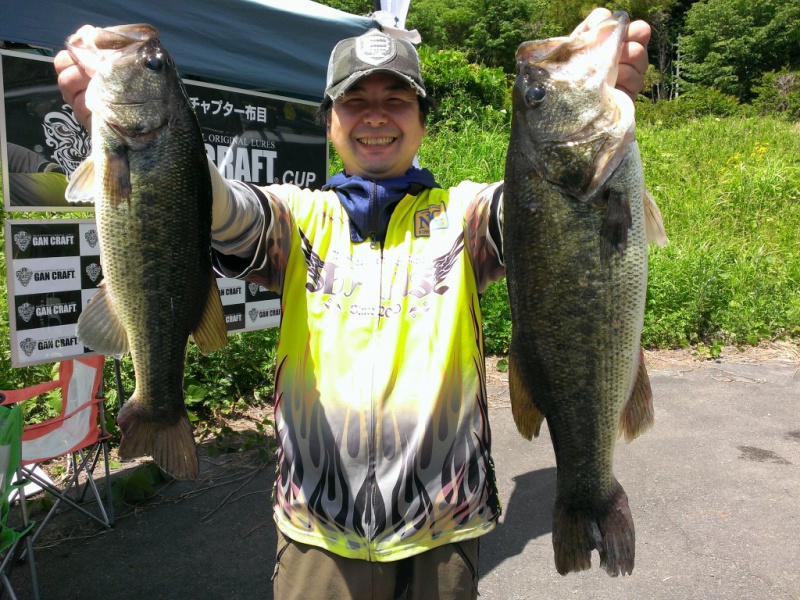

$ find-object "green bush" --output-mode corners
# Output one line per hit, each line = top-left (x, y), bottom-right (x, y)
(481, 281), (511, 355)
(635, 86), (750, 126)
(753, 68), (800, 120)
(419, 46), (512, 130)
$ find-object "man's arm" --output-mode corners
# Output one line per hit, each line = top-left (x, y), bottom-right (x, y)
(207, 161), (266, 259)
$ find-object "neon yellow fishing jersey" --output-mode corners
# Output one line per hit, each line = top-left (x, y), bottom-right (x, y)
(217, 180), (505, 561)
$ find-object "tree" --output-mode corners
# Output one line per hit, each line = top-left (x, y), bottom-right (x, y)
(680, 0), (800, 100)
(406, 0), (475, 51)
(463, 0), (561, 72)
(318, 0), (374, 15)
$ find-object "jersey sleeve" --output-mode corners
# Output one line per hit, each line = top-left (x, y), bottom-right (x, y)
(456, 180), (505, 293)
(211, 179), (295, 294)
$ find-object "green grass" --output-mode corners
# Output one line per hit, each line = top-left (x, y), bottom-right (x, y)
(638, 116), (800, 347)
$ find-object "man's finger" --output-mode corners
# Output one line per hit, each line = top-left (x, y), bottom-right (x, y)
(54, 50), (93, 130)
(573, 8), (613, 35)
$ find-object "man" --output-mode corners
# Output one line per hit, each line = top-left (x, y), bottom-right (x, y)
(56, 9), (650, 599)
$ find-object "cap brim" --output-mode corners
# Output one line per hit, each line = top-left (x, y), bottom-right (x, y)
(326, 68), (426, 100)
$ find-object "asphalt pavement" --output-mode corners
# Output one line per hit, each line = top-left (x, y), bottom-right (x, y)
(7, 350), (800, 600)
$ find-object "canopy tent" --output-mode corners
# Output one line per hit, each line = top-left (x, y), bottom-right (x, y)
(0, 0), (379, 102)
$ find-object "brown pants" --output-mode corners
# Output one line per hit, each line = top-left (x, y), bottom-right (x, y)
(272, 530), (480, 600)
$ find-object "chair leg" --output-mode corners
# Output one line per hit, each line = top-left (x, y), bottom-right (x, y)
(1, 571), (20, 600)
(100, 439), (115, 526)
(72, 447), (112, 527)
(25, 451), (112, 547)
(16, 469), (40, 600)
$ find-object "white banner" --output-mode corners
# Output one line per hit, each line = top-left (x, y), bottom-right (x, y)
(5, 219), (280, 367)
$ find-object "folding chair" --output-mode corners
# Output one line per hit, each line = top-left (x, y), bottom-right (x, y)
(0, 355), (114, 546)
(0, 404), (39, 600)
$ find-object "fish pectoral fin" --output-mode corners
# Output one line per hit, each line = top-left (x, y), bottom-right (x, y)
(508, 352), (546, 440)
(65, 157), (97, 203)
(619, 348), (655, 442)
(105, 148), (132, 206)
(600, 188), (632, 261)
(644, 190), (668, 247)
(75, 282), (130, 357)
(190, 274), (228, 355)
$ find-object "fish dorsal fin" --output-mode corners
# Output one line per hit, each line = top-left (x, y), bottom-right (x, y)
(190, 273), (228, 355)
(644, 190), (668, 247)
(76, 282), (130, 358)
(65, 158), (97, 204)
(509, 352), (546, 440)
(618, 348), (655, 442)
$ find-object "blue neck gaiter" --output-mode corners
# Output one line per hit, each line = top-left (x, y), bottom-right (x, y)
(323, 168), (441, 245)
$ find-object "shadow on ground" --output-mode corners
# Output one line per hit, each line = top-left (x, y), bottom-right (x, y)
(9, 451), (554, 599)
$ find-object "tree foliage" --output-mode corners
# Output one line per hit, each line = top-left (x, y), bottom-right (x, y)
(681, 0), (800, 100)
(408, 0), (561, 72)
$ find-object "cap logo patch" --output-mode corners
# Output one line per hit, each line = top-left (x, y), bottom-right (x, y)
(356, 33), (396, 66)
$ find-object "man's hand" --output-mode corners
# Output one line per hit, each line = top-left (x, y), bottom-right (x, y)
(574, 8), (651, 101)
(54, 49), (93, 130)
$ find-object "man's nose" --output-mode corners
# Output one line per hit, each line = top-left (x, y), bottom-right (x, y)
(363, 101), (388, 125)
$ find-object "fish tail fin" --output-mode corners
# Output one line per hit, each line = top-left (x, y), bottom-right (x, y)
(190, 273), (228, 355)
(619, 348), (655, 442)
(644, 189), (668, 247)
(508, 351), (545, 440)
(117, 397), (199, 480)
(553, 479), (635, 577)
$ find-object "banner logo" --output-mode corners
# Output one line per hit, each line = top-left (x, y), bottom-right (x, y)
(17, 303), (35, 322)
(16, 268), (33, 287)
(19, 338), (36, 357)
(85, 229), (99, 248)
(85, 263), (102, 282)
(14, 230), (31, 251)
(42, 105), (91, 175)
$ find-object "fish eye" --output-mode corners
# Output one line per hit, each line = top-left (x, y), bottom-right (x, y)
(525, 84), (547, 106)
(144, 52), (165, 72)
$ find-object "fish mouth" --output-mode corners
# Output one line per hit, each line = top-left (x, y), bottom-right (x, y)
(66, 24), (157, 78)
(107, 117), (168, 141)
(516, 11), (629, 82)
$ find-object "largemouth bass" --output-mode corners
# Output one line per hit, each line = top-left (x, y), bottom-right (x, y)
(65, 24), (227, 480)
(503, 12), (667, 576)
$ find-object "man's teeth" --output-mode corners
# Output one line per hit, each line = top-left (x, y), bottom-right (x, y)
(359, 137), (395, 146)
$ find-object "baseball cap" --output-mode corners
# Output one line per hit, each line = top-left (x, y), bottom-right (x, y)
(325, 29), (426, 101)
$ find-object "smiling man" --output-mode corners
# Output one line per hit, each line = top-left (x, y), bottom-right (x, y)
(55, 10), (651, 599)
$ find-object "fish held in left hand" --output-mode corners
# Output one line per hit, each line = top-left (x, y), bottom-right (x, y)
(65, 24), (227, 480)
(502, 12), (667, 577)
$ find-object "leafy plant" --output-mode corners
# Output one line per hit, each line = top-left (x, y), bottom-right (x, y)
(110, 462), (171, 506)
(419, 46), (511, 131)
(753, 68), (800, 120)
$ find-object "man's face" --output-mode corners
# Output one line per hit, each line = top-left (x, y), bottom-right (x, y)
(329, 72), (426, 180)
